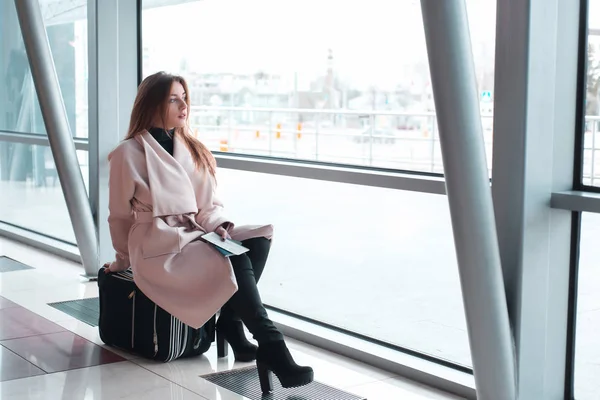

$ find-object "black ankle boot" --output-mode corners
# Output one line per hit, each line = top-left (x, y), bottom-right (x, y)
(256, 340), (314, 393)
(216, 319), (258, 362)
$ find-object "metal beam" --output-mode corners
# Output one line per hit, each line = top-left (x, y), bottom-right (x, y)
(215, 155), (447, 195)
(492, 0), (579, 398)
(88, 0), (138, 271)
(0, 222), (81, 263)
(551, 191), (600, 213)
(13, 0), (98, 276)
(0, 131), (89, 150)
(420, 1), (516, 398)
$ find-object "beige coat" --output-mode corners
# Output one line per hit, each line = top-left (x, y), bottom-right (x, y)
(107, 131), (273, 329)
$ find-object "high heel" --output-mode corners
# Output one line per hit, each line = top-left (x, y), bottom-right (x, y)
(217, 330), (228, 358)
(257, 362), (273, 393)
(256, 340), (313, 393)
(216, 319), (257, 362)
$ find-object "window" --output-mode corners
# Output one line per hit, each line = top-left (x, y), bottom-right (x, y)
(218, 168), (470, 367)
(573, 3), (600, 398)
(582, 0), (600, 186)
(0, 0), (88, 138)
(0, 141), (88, 243)
(141, 0), (497, 176)
(0, 0), (88, 242)
(574, 212), (600, 399)
(140, 0), (499, 373)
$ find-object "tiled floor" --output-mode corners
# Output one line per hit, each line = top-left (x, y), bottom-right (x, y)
(0, 237), (464, 399)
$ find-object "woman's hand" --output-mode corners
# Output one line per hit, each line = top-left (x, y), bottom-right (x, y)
(215, 223), (232, 241)
(103, 262), (115, 274)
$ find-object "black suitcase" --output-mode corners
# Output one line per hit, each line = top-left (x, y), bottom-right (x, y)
(97, 267), (215, 362)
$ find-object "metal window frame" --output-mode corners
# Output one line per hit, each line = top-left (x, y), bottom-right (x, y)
(562, 1), (592, 398)
(88, 0), (139, 270)
(13, 0), (99, 277)
(0, 221), (81, 263)
(0, 130), (89, 151)
(491, 0), (582, 399)
(214, 154), (447, 194)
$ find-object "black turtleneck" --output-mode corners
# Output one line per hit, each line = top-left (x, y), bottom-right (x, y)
(149, 127), (175, 156)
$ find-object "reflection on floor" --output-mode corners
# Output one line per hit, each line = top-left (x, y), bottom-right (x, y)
(0, 237), (463, 400)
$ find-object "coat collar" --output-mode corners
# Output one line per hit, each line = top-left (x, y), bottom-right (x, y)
(135, 131), (198, 217)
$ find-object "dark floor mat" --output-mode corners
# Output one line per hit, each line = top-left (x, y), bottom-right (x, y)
(0, 256), (34, 273)
(48, 297), (99, 327)
(202, 365), (366, 400)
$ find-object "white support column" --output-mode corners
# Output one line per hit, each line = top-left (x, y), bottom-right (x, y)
(420, 1), (516, 398)
(14, 0), (99, 276)
(88, 0), (139, 271)
(492, 0), (581, 398)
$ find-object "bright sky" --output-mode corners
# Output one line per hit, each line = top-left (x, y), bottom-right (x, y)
(142, 0), (495, 87)
(142, 0), (600, 88)
(591, 0), (600, 30)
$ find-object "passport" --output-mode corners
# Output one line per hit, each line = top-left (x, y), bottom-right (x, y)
(201, 232), (249, 257)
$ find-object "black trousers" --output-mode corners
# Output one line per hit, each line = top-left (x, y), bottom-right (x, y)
(219, 237), (283, 344)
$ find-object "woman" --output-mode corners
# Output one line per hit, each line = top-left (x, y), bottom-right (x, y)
(104, 71), (313, 392)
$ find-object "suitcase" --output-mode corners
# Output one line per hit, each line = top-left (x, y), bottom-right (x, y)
(97, 267), (215, 362)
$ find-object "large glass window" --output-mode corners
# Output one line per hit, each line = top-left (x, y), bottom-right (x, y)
(582, 0), (600, 186)
(217, 168), (470, 367)
(140, 0), (501, 372)
(573, 2), (600, 399)
(0, 0), (88, 138)
(0, 141), (88, 244)
(0, 0), (88, 242)
(574, 212), (600, 399)
(141, 0), (496, 176)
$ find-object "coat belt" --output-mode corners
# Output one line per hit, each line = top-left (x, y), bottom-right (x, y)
(133, 211), (154, 222)
(133, 211), (202, 231)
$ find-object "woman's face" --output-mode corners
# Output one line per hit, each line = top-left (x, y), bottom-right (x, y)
(162, 81), (188, 129)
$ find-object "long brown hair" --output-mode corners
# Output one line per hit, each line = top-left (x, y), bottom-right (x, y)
(125, 71), (216, 176)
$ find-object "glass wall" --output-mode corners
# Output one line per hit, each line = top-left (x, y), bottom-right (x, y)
(0, 0), (88, 243)
(0, 0), (88, 138)
(575, 212), (600, 399)
(218, 169), (470, 366)
(1, 0), (592, 397)
(574, 1), (600, 399)
(0, 141), (88, 243)
(140, 0), (499, 371)
(583, 0), (600, 186)
(141, 0), (496, 175)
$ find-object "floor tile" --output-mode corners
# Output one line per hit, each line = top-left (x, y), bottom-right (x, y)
(134, 339), (395, 400)
(0, 296), (18, 310)
(283, 338), (396, 388)
(0, 361), (208, 400)
(55, 318), (140, 361)
(0, 241), (82, 279)
(0, 346), (45, 382)
(0, 306), (65, 340)
(347, 375), (466, 400)
(0, 237), (465, 400)
(133, 343), (252, 399)
(1, 331), (125, 373)
(2, 281), (98, 322)
(0, 265), (79, 295)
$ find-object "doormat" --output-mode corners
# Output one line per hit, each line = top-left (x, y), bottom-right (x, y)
(202, 365), (366, 400)
(0, 256), (34, 273)
(48, 297), (99, 327)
